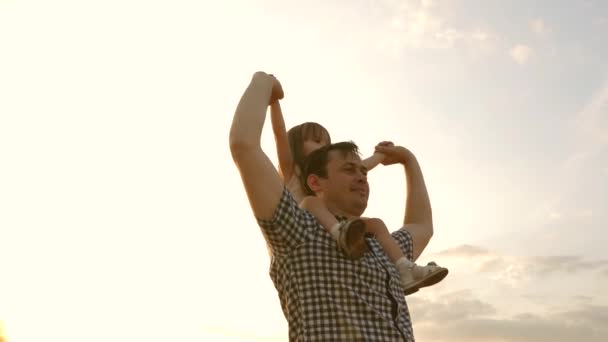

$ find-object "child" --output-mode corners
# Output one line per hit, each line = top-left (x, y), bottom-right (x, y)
(270, 101), (448, 295)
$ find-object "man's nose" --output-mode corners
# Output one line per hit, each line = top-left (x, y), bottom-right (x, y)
(355, 171), (367, 182)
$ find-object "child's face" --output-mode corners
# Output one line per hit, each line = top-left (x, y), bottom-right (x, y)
(302, 136), (330, 157)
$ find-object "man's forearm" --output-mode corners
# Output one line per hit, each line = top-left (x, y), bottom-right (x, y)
(229, 73), (274, 151)
(372, 143), (433, 259)
(228, 73), (285, 220)
(402, 151), (432, 226)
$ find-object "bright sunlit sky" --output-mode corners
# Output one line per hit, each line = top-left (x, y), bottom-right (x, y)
(1, 0), (607, 341)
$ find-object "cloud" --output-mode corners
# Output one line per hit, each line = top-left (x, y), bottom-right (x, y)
(592, 16), (608, 28)
(434, 244), (491, 257)
(541, 79), (608, 233)
(530, 255), (608, 275)
(554, 80), (608, 184)
(409, 243), (608, 340)
(375, 0), (496, 52)
(530, 18), (550, 36)
(432, 244), (608, 282)
(510, 44), (533, 64)
(409, 289), (496, 321)
(572, 79), (608, 148)
(410, 293), (608, 342)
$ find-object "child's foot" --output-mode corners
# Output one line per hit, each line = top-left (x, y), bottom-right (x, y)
(336, 219), (368, 259)
(400, 261), (448, 295)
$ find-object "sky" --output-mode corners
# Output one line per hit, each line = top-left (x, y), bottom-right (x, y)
(1, 0), (607, 341)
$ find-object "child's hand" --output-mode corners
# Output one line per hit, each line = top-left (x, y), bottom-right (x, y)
(268, 74), (284, 103)
(373, 141), (391, 159)
(374, 142), (412, 166)
(375, 141), (394, 148)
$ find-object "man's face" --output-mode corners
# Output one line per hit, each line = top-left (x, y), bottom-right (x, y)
(317, 150), (369, 216)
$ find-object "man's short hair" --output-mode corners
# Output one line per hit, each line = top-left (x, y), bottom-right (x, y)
(300, 141), (360, 196)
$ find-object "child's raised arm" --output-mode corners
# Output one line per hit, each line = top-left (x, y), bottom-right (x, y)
(270, 101), (294, 182)
(362, 152), (385, 172)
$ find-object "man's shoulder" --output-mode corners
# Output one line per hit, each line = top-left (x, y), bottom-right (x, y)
(256, 187), (322, 256)
(257, 186), (304, 224)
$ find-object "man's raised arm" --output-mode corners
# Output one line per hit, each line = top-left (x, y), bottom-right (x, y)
(375, 143), (433, 261)
(229, 72), (285, 220)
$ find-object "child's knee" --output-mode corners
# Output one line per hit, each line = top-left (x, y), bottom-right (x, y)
(363, 217), (389, 234)
(299, 195), (321, 210)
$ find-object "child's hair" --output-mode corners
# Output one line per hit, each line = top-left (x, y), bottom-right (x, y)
(287, 122), (331, 174)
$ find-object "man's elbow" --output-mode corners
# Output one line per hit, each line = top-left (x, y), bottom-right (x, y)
(417, 221), (434, 244)
(229, 137), (263, 163)
(418, 223), (433, 244)
(229, 138), (247, 155)
(229, 132), (253, 155)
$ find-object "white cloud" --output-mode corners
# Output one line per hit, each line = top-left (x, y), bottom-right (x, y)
(433, 244), (491, 257)
(409, 290), (497, 322)
(432, 244), (608, 289)
(375, 0), (496, 52)
(436, 244), (608, 274)
(410, 293), (608, 342)
(538, 79), (608, 240)
(407, 290), (608, 342)
(572, 79), (608, 148)
(530, 18), (550, 36)
(416, 243), (608, 341)
(510, 44), (533, 64)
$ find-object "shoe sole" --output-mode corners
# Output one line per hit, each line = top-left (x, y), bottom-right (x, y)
(403, 286), (419, 296)
(408, 267), (448, 293)
(405, 267), (449, 295)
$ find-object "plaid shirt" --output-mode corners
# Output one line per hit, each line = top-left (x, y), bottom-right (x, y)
(257, 188), (415, 341)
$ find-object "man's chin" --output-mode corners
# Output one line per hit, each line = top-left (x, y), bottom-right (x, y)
(351, 201), (368, 217)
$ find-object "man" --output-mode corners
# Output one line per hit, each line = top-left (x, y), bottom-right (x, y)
(229, 72), (435, 341)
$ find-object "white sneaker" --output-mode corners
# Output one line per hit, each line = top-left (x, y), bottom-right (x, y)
(400, 261), (448, 295)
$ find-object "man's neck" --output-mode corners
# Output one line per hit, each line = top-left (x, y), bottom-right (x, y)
(324, 202), (358, 220)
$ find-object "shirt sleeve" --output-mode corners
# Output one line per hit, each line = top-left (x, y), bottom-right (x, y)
(391, 228), (414, 261)
(256, 187), (319, 256)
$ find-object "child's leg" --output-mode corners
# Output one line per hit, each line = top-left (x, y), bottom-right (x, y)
(300, 196), (367, 259)
(299, 196), (340, 236)
(363, 217), (405, 263)
(362, 218), (448, 295)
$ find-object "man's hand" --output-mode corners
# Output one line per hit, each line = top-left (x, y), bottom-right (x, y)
(374, 142), (413, 166)
(252, 72), (284, 104)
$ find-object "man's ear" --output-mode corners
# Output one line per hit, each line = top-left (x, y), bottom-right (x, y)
(307, 174), (323, 193)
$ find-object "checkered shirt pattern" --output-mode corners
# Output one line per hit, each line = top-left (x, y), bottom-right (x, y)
(257, 188), (415, 341)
